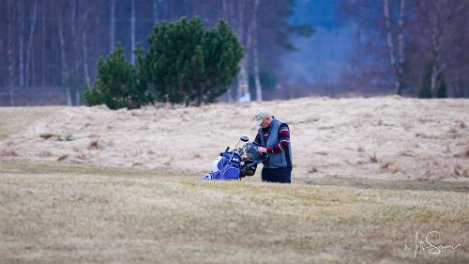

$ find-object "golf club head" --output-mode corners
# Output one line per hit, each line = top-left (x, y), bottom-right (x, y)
(234, 136), (250, 150)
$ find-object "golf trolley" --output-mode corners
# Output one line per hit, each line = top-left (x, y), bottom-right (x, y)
(201, 136), (265, 181)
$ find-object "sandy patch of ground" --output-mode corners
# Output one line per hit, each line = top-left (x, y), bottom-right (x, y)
(1, 96), (469, 181)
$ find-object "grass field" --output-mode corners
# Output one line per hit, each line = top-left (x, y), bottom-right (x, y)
(1, 105), (468, 263)
(0, 107), (59, 140)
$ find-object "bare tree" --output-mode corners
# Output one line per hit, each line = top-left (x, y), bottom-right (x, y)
(446, 2), (469, 97)
(429, 0), (445, 97)
(222, 0), (236, 102)
(229, 0), (262, 103)
(110, 0), (116, 51)
(25, 0), (38, 86)
(82, 9), (91, 94)
(18, 0), (25, 86)
(131, 0), (136, 64)
(413, 0), (460, 97)
(236, 0), (250, 103)
(59, 25), (71, 106)
(58, 15), (72, 106)
(40, 0), (46, 86)
(252, 0), (262, 101)
(383, 0), (406, 95)
(7, 0), (17, 106)
(153, 0), (163, 24)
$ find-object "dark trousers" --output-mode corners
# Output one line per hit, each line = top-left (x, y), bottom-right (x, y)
(261, 167), (292, 184)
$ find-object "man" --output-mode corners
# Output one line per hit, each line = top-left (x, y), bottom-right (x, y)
(253, 108), (292, 183)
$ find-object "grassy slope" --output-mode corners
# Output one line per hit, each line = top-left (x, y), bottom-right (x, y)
(1, 160), (468, 263)
(1, 107), (468, 263)
(0, 107), (60, 140)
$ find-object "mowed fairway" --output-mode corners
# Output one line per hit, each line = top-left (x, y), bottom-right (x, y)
(1, 104), (469, 263)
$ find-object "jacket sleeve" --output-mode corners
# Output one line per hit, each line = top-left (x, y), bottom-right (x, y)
(253, 131), (262, 146)
(266, 123), (290, 154)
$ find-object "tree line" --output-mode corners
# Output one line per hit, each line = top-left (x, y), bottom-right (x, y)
(341, 0), (469, 98)
(0, 0), (313, 106)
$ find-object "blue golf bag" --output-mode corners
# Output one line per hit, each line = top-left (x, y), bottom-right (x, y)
(202, 142), (263, 181)
(202, 150), (242, 181)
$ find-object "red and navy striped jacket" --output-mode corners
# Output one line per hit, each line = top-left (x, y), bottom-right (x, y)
(254, 122), (291, 154)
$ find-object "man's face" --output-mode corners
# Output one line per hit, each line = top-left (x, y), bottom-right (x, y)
(260, 116), (272, 128)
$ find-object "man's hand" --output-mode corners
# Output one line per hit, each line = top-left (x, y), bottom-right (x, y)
(258, 147), (267, 154)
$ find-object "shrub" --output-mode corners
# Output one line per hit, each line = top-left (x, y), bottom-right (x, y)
(85, 43), (142, 109)
(141, 17), (243, 106)
(86, 17), (243, 109)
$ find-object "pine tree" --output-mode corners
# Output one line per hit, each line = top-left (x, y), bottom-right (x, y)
(84, 43), (141, 109)
(141, 17), (243, 106)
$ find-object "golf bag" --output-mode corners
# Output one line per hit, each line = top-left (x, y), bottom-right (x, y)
(202, 141), (264, 181)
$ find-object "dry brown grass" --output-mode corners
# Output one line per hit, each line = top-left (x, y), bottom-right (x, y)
(1, 97), (469, 181)
(308, 165), (318, 173)
(453, 164), (469, 178)
(1, 99), (469, 262)
(88, 140), (99, 150)
(38, 150), (54, 157)
(0, 150), (18, 157)
(39, 133), (55, 140)
(57, 154), (69, 161)
(0, 160), (468, 263)
(453, 146), (469, 159)
(0, 107), (59, 140)
(369, 152), (379, 163)
(380, 161), (404, 174)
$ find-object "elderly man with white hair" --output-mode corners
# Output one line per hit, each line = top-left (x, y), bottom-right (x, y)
(252, 108), (292, 183)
